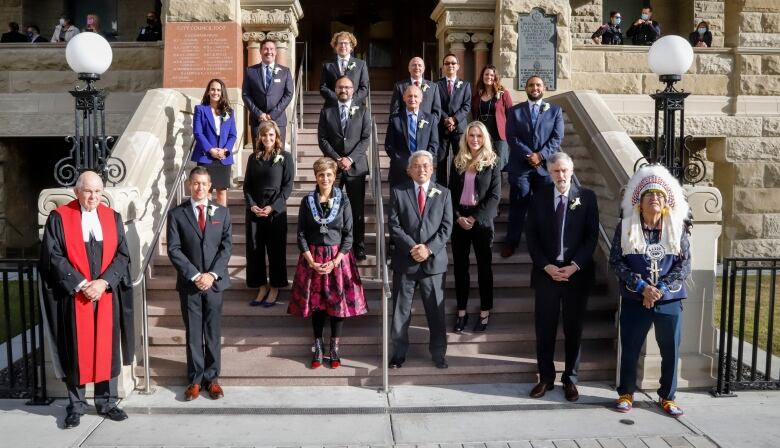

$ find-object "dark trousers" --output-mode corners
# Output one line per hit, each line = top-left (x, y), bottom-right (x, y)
(179, 289), (223, 385)
(452, 221), (494, 311)
(339, 173), (366, 251)
(246, 211), (288, 288)
(436, 133), (460, 188)
(618, 298), (683, 400)
(66, 376), (118, 414)
(391, 270), (447, 362)
(506, 171), (552, 248)
(534, 273), (589, 385)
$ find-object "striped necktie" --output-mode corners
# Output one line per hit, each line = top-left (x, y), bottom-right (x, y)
(408, 113), (417, 152)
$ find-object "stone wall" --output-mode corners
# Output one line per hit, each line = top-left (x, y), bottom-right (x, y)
(695, 0), (725, 47)
(569, 0), (601, 44)
(0, 0), (21, 28)
(726, 0), (780, 47)
(0, 139), (40, 255)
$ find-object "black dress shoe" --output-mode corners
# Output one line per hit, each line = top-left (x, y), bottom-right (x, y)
(473, 315), (489, 332)
(563, 383), (579, 402)
(529, 382), (554, 398)
(434, 358), (448, 369)
(453, 314), (469, 333)
(64, 412), (81, 429)
(355, 247), (367, 261)
(99, 406), (128, 422)
(389, 358), (404, 369)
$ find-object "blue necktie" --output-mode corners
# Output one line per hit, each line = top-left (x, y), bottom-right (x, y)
(265, 65), (272, 89)
(340, 105), (348, 133)
(531, 103), (539, 127)
(408, 113), (417, 153)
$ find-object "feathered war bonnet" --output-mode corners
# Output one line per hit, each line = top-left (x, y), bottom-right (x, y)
(620, 164), (689, 256)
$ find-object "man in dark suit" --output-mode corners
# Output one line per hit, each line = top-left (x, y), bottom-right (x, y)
(319, 31), (369, 107)
(166, 167), (232, 401)
(242, 39), (294, 146)
(1, 21), (28, 42)
(389, 57), (441, 125)
(26, 24), (46, 42)
(502, 75), (564, 258)
(525, 152), (599, 401)
(318, 76), (371, 260)
(385, 84), (439, 188)
(388, 151), (453, 369)
(435, 54), (471, 187)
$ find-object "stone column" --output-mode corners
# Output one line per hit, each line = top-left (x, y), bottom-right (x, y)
(471, 32), (493, 85)
(431, 1), (496, 87)
(243, 32), (265, 67)
(446, 32), (469, 79)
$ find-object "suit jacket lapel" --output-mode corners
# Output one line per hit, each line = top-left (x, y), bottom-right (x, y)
(183, 200), (203, 238)
(406, 185), (422, 221)
(423, 184), (435, 218)
(563, 184), (580, 237)
(256, 65), (268, 94)
(401, 113), (410, 152)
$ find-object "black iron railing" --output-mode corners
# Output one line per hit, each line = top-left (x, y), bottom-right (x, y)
(0, 258), (50, 403)
(714, 258), (780, 396)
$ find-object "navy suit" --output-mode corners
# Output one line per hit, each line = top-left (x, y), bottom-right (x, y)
(384, 111), (439, 188)
(435, 78), (472, 186)
(242, 63), (294, 144)
(191, 104), (237, 165)
(319, 56), (370, 106)
(389, 79), (442, 125)
(504, 100), (564, 248)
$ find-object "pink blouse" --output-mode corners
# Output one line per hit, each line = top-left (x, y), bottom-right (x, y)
(459, 170), (478, 206)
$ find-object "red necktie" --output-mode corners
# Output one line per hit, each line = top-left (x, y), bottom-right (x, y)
(447, 79), (453, 95)
(418, 186), (425, 217)
(414, 80), (420, 87)
(197, 204), (206, 232)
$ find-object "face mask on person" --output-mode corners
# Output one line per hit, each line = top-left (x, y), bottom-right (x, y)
(697, 27), (706, 34)
(59, 18), (65, 26)
(146, 18), (155, 25)
(612, 17), (621, 25)
(640, 13), (650, 20)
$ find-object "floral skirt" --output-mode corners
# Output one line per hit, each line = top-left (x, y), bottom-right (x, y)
(287, 244), (368, 318)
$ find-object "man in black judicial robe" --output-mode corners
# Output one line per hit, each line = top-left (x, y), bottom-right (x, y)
(39, 171), (134, 429)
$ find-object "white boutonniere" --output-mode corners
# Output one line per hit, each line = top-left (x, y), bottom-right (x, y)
(541, 102), (551, 112)
(347, 62), (356, 71)
(496, 90), (503, 100)
(207, 204), (217, 217)
(421, 83), (429, 92)
(221, 112), (230, 123)
(456, 80), (463, 89)
(418, 119), (429, 129)
(273, 66), (281, 75)
(273, 154), (284, 165)
(477, 160), (488, 172)
(327, 198), (335, 208)
(570, 197), (581, 210)
(428, 187), (441, 198)
(349, 105), (359, 117)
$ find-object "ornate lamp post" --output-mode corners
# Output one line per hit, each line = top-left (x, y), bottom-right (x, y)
(55, 32), (125, 187)
(643, 35), (704, 185)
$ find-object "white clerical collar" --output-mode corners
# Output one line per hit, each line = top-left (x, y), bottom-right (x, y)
(415, 180), (430, 193)
(80, 206), (103, 242)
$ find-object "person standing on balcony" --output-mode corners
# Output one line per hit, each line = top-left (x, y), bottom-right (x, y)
(136, 11), (162, 42)
(320, 31), (369, 107)
(502, 75), (563, 258)
(389, 57), (442, 126)
(626, 6), (661, 46)
(288, 157), (368, 369)
(242, 39), (294, 146)
(472, 65), (513, 170)
(50, 16), (79, 42)
(449, 121), (501, 334)
(688, 21), (712, 48)
(435, 54), (471, 187)
(39, 171), (134, 429)
(26, 24), (47, 42)
(609, 164), (691, 418)
(1, 22), (28, 42)
(192, 78), (237, 207)
(245, 120), (294, 308)
(525, 152), (599, 402)
(167, 167), (233, 402)
(385, 84), (439, 188)
(317, 76), (371, 261)
(591, 11), (624, 45)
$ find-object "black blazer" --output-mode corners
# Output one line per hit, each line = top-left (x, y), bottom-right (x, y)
(448, 162), (501, 228)
(242, 63), (294, 127)
(296, 192), (353, 254)
(166, 200), (233, 292)
(317, 102), (371, 177)
(525, 184), (599, 286)
(319, 56), (369, 106)
(435, 78), (472, 137)
(389, 79), (442, 125)
(384, 110), (439, 186)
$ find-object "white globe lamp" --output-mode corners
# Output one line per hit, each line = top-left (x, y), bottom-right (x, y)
(65, 32), (113, 81)
(647, 35), (694, 85)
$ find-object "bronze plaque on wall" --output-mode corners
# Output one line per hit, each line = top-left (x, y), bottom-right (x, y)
(163, 22), (243, 89)
(517, 9), (557, 90)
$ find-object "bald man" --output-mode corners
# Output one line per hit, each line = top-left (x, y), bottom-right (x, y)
(389, 57), (442, 126)
(39, 171), (134, 429)
(385, 84), (439, 187)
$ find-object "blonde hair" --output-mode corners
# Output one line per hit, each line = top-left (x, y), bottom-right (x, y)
(331, 31), (357, 49)
(453, 121), (497, 174)
(254, 121), (283, 160)
(313, 157), (337, 175)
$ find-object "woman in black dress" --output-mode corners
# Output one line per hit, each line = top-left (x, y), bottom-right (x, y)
(244, 120), (294, 307)
(471, 65), (513, 170)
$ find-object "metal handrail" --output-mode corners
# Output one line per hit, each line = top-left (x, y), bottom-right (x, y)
(290, 60), (305, 178)
(134, 138), (195, 394)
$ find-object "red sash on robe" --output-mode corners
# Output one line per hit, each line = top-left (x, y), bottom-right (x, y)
(56, 200), (117, 385)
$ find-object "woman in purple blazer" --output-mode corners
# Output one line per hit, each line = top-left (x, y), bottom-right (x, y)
(192, 78), (237, 207)
(471, 65), (513, 170)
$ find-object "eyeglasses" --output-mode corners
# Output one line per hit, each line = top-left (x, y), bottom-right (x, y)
(443, 62), (458, 65)
(336, 41), (351, 46)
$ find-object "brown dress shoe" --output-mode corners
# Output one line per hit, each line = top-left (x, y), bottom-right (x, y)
(207, 381), (224, 400)
(184, 384), (200, 401)
(529, 382), (554, 398)
(564, 383), (579, 402)
(500, 246), (515, 258)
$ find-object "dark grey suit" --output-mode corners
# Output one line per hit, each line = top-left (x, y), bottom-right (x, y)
(166, 200), (232, 385)
(319, 56), (369, 106)
(318, 102), (371, 251)
(389, 79), (442, 125)
(242, 63), (294, 144)
(384, 111), (439, 187)
(435, 78), (472, 185)
(389, 181), (453, 363)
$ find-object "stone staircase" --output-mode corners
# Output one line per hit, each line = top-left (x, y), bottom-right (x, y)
(138, 91), (618, 386)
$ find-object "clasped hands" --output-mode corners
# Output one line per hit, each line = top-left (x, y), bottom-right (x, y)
(193, 273), (216, 291)
(251, 205), (273, 218)
(544, 264), (578, 282)
(81, 279), (109, 302)
(457, 216), (475, 230)
(526, 152), (543, 167)
(443, 117), (456, 133)
(208, 147), (228, 160)
(308, 256), (343, 275)
(337, 157), (353, 171)
(410, 244), (431, 263)
(641, 284), (664, 309)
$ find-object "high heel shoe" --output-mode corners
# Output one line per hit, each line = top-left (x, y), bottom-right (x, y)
(262, 287), (279, 308)
(249, 285), (269, 306)
(473, 314), (489, 332)
(311, 338), (324, 369)
(329, 338), (341, 369)
(453, 314), (469, 333)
